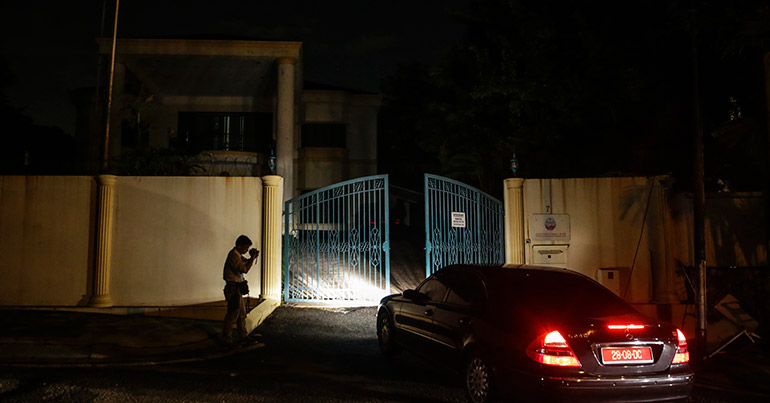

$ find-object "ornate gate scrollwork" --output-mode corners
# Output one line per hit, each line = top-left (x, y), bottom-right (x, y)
(284, 175), (390, 302)
(424, 174), (504, 276)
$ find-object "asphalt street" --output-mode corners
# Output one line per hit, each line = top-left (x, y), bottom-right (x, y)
(1, 305), (767, 402)
(0, 306), (467, 402)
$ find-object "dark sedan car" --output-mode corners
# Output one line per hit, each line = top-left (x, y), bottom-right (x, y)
(376, 264), (694, 402)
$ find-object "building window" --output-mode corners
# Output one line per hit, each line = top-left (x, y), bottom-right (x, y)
(301, 123), (346, 148)
(177, 112), (272, 154)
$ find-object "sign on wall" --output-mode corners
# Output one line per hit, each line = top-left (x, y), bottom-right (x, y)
(451, 212), (466, 228)
(530, 214), (570, 242)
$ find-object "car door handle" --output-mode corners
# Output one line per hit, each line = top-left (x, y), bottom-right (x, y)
(424, 309), (434, 317)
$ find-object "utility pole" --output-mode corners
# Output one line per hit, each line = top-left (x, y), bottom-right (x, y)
(102, 0), (120, 172)
(689, 6), (708, 360)
(765, 51), (770, 289)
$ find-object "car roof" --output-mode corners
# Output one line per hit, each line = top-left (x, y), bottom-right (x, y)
(437, 264), (592, 283)
(434, 264), (637, 319)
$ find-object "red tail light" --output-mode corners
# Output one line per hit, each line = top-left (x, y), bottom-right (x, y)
(527, 330), (581, 367)
(607, 324), (645, 330)
(671, 329), (690, 364)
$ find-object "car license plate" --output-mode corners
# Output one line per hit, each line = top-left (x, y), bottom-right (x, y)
(601, 347), (653, 364)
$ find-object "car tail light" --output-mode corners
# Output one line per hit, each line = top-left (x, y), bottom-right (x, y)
(671, 329), (690, 364)
(527, 330), (581, 367)
(607, 324), (645, 330)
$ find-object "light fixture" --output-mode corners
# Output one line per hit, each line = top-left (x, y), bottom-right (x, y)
(510, 152), (519, 176)
(268, 149), (276, 174)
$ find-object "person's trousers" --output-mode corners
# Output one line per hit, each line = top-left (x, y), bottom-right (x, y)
(223, 283), (246, 340)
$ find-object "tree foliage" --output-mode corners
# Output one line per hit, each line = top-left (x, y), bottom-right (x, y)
(379, 0), (770, 195)
(0, 57), (77, 174)
(692, 0), (770, 192)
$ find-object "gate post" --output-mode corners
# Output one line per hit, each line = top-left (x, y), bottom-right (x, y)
(504, 178), (525, 265)
(261, 175), (284, 300)
(89, 174), (117, 307)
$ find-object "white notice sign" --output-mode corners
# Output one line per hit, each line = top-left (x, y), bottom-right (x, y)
(451, 212), (466, 228)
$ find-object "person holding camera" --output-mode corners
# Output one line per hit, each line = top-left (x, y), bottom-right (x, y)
(222, 234), (259, 345)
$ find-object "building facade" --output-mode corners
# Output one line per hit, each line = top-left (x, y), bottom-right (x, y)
(75, 38), (380, 201)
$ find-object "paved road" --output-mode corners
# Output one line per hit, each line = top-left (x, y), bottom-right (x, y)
(0, 306), (466, 402)
(0, 305), (765, 402)
(223, 305), (466, 402)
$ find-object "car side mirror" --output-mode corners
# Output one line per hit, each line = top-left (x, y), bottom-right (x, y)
(403, 289), (427, 302)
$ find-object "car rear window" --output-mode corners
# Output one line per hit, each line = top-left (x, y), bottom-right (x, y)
(489, 269), (636, 319)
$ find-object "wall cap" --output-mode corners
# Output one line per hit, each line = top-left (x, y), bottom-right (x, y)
(97, 174), (117, 186)
(261, 175), (284, 186)
(505, 177), (525, 188)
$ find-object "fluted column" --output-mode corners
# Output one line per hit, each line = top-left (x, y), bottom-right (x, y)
(276, 57), (296, 203)
(261, 175), (284, 300)
(504, 178), (526, 265)
(89, 174), (117, 307)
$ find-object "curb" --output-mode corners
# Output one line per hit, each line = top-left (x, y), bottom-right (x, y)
(0, 298), (280, 369)
(0, 341), (265, 369)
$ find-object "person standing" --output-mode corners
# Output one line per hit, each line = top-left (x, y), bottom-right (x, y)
(222, 235), (259, 344)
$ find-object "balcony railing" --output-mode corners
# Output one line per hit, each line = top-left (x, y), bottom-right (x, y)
(192, 150), (270, 177)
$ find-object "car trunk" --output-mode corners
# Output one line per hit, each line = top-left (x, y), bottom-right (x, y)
(559, 315), (680, 376)
(490, 268), (682, 376)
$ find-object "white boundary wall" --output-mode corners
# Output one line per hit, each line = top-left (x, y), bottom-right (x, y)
(0, 176), (95, 306)
(110, 176), (262, 306)
(0, 176), (263, 307)
(523, 177), (672, 304)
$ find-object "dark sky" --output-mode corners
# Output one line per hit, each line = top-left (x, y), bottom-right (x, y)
(0, 0), (468, 136)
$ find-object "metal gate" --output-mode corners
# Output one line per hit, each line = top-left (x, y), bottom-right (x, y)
(283, 175), (390, 302)
(424, 174), (504, 276)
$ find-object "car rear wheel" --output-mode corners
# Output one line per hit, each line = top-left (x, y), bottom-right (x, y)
(465, 353), (494, 403)
(377, 310), (401, 356)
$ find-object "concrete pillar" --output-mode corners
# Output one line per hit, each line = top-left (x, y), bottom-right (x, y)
(276, 57), (296, 203)
(260, 175), (283, 300)
(89, 174), (117, 307)
(504, 178), (526, 265)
